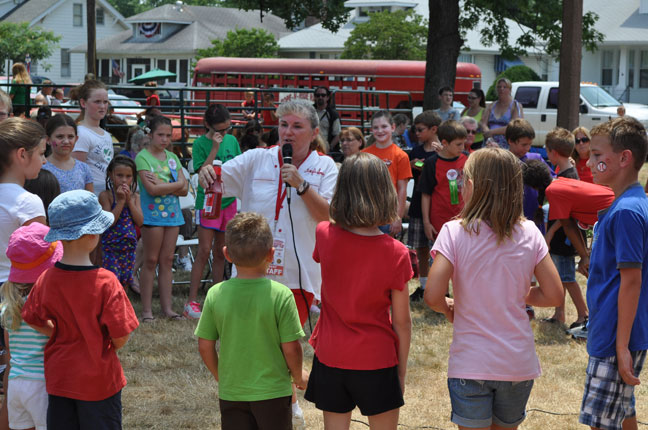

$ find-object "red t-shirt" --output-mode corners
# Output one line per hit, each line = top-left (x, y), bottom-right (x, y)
(146, 94), (160, 106)
(362, 144), (412, 188)
(576, 158), (594, 183)
(420, 153), (469, 233)
(310, 222), (413, 370)
(546, 177), (615, 227)
(261, 105), (278, 127)
(22, 263), (139, 401)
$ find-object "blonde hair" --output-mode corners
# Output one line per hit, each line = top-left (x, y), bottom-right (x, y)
(0, 281), (32, 330)
(0, 118), (46, 177)
(314, 134), (328, 153)
(339, 127), (366, 149)
(330, 152), (397, 229)
(496, 77), (512, 90)
(11, 63), (31, 85)
(571, 126), (591, 161)
(460, 148), (524, 243)
(545, 127), (575, 157)
(224, 212), (273, 267)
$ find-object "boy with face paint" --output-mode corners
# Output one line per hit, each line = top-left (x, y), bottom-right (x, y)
(578, 117), (648, 430)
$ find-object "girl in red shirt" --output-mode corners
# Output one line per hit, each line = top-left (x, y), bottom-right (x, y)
(305, 152), (412, 429)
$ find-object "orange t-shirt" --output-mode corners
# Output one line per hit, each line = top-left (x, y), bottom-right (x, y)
(362, 143), (412, 188)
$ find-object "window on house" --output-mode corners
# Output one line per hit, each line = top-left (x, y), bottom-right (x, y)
(601, 50), (614, 86)
(96, 8), (104, 25)
(157, 59), (166, 70)
(61, 49), (71, 77)
(457, 54), (474, 63)
(628, 50), (635, 88)
(639, 51), (648, 88)
(180, 59), (188, 83)
(73, 3), (83, 27)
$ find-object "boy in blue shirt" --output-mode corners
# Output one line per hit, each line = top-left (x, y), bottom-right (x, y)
(195, 212), (308, 430)
(579, 117), (648, 430)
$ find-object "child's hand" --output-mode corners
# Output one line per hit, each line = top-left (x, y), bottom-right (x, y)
(410, 158), (423, 171)
(294, 369), (309, 390)
(143, 171), (161, 185)
(444, 297), (455, 323)
(424, 223), (437, 241)
(577, 255), (589, 278)
(115, 184), (127, 202)
(121, 184), (131, 201)
(617, 347), (641, 385)
(431, 141), (443, 152)
(211, 131), (223, 149)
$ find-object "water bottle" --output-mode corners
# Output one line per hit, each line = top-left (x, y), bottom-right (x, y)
(202, 160), (223, 219)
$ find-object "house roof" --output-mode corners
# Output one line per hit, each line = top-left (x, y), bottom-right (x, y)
(1, 0), (128, 29)
(72, 5), (291, 55)
(584, 0), (648, 44)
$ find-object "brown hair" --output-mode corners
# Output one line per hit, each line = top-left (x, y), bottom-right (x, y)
(545, 127), (575, 158)
(330, 152), (397, 229)
(224, 212), (273, 267)
(414, 110), (442, 128)
(0, 118), (46, 177)
(11, 63), (31, 85)
(591, 117), (648, 170)
(70, 80), (107, 122)
(505, 118), (535, 142)
(438, 120), (467, 143)
(339, 127), (365, 149)
(460, 148), (524, 243)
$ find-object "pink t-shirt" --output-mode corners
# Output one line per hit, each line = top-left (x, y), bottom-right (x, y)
(432, 219), (547, 381)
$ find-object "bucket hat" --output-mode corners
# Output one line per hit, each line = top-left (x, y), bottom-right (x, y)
(7, 223), (63, 283)
(45, 190), (114, 242)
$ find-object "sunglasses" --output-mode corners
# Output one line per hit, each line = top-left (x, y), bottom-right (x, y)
(575, 137), (590, 144)
(415, 127), (428, 133)
(314, 93), (328, 98)
(466, 130), (477, 135)
(212, 126), (232, 135)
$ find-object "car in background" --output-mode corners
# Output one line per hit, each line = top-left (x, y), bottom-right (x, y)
(112, 83), (185, 113)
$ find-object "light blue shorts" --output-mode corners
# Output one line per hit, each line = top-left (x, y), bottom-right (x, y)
(448, 378), (534, 428)
(551, 253), (577, 283)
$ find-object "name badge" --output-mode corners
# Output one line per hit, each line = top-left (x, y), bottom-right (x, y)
(266, 236), (285, 276)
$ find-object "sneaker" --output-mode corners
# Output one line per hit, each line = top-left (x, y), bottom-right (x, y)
(409, 286), (424, 302)
(568, 324), (588, 340)
(183, 301), (202, 319)
(178, 255), (192, 272)
(292, 411), (306, 430)
(568, 316), (588, 330)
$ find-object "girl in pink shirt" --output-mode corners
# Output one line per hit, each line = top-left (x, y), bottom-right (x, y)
(424, 148), (562, 430)
(305, 152), (412, 430)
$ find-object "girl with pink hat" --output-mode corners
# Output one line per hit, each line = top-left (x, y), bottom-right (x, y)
(1, 223), (63, 430)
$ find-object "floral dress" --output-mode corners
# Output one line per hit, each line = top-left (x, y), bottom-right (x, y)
(101, 192), (138, 287)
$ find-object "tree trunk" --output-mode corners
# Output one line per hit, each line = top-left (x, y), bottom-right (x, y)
(87, 0), (96, 76)
(557, 0), (582, 131)
(424, 0), (462, 110)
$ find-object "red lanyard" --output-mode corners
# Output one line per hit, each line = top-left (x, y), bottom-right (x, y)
(275, 149), (287, 227)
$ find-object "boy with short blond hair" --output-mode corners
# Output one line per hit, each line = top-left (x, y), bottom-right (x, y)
(195, 212), (307, 430)
(579, 117), (648, 430)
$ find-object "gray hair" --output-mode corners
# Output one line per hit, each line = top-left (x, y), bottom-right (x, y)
(461, 116), (478, 128)
(276, 98), (319, 130)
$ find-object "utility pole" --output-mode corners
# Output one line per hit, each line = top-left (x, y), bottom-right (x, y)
(87, 0), (96, 76)
(557, 0), (583, 131)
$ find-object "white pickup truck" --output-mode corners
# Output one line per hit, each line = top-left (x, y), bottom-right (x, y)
(511, 81), (648, 146)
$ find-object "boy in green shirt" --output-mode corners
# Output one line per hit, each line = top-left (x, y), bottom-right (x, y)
(195, 212), (308, 429)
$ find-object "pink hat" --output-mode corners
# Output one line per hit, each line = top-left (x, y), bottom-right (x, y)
(6, 223), (63, 284)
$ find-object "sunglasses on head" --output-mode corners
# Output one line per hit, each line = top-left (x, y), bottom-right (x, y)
(575, 137), (590, 144)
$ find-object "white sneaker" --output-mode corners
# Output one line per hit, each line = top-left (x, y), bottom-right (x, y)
(292, 411), (306, 430)
(183, 301), (202, 319)
(179, 255), (192, 272)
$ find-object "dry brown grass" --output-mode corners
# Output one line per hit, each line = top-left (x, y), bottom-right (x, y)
(119, 270), (648, 430)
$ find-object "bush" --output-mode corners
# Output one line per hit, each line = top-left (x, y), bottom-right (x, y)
(486, 65), (542, 101)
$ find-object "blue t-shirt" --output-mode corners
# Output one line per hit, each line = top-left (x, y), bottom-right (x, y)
(42, 160), (93, 193)
(587, 183), (648, 357)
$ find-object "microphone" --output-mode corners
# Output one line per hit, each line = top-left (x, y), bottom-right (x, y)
(282, 143), (293, 203)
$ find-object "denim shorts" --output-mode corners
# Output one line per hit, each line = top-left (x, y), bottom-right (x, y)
(551, 253), (576, 283)
(447, 378), (534, 428)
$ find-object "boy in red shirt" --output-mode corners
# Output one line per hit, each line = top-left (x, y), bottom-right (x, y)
(22, 190), (139, 430)
(420, 120), (469, 241)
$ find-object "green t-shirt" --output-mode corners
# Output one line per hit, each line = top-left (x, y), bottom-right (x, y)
(192, 134), (241, 210)
(194, 277), (304, 401)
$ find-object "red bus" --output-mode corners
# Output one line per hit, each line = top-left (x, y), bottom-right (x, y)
(192, 57), (482, 119)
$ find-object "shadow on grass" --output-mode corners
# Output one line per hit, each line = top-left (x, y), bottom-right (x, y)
(411, 302), (448, 327)
(533, 320), (573, 345)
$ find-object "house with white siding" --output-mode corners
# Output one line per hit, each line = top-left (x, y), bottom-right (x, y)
(0, 0), (129, 83)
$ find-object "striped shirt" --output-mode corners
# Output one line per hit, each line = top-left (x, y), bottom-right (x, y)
(4, 311), (47, 381)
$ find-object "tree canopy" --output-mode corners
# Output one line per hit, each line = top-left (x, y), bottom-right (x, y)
(196, 28), (279, 59)
(0, 22), (60, 72)
(342, 10), (427, 61)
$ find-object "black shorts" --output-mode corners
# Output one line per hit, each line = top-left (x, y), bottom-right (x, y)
(219, 395), (291, 430)
(47, 390), (122, 430)
(305, 355), (404, 416)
